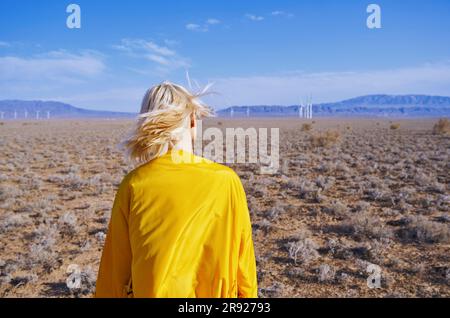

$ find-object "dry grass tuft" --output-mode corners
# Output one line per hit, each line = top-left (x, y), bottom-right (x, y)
(309, 130), (340, 148)
(301, 123), (313, 132)
(432, 118), (450, 135)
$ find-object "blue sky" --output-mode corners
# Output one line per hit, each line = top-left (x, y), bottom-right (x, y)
(1, 0), (450, 111)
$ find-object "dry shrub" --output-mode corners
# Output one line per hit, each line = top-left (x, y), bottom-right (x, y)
(256, 219), (272, 233)
(280, 158), (289, 175)
(390, 123), (400, 130)
(0, 185), (23, 201)
(298, 180), (317, 200)
(432, 118), (450, 135)
(398, 216), (450, 244)
(293, 226), (313, 241)
(315, 176), (335, 191)
(28, 244), (59, 273)
(310, 130), (340, 148)
(333, 211), (393, 239)
(287, 239), (319, 265)
(259, 282), (284, 298)
(95, 231), (106, 243)
(286, 228), (319, 265)
(48, 173), (88, 190)
(322, 200), (349, 217)
(301, 123), (313, 132)
(0, 173), (7, 182)
(18, 176), (42, 191)
(265, 205), (285, 220)
(9, 274), (38, 287)
(353, 201), (371, 213)
(317, 264), (336, 283)
(58, 212), (79, 237)
(0, 213), (31, 234)
(68, 266), (97, 296)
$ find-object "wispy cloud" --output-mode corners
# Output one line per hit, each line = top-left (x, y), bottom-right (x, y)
(271, 11), (294, 18)
(0, 50), (107, 104)
(47, 87), (147, 111)
(163, 39), (179, 47)
(113, 39), (175, 57)
(209, 62), (450, 107)
(113, 38), (189, 74)
(206, 18), (221, 25)
(245, 14), (264, 22)
(186, 23), (208, 32)
(0, 41), (11, 48)
(146, 54), (171, 66)
(186, 18), (221, 32)
(0, 50), (105, 83)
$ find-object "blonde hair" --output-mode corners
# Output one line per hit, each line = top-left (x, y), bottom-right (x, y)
(123, 81), (213, 165)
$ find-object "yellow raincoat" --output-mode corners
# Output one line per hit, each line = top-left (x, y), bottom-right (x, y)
(95, 150), (257, 298)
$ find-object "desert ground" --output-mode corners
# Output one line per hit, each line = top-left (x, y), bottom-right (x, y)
(0, 117), (449, 297)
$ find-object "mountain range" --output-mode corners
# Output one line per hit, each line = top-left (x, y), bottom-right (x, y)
(0, 100), (135, 119)
(0, 95), (449, 119)
(217, 95), (450, 117)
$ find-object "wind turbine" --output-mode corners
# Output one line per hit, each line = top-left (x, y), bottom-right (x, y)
(308, 94), (313, 119)
(301, 95), (313, 119)
(298, 104), (304, 118)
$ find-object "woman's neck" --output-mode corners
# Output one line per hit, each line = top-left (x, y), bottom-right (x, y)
(171, 132), (193, 153)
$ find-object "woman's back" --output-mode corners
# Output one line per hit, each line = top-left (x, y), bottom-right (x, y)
(95, 150), (257, 297)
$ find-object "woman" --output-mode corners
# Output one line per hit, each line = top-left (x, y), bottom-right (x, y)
(95, 82), (257, 298)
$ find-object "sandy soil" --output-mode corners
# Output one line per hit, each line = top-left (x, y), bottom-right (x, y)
(0, 118), (449, 297)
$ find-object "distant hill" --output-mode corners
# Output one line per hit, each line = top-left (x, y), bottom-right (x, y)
(0, 100), (136, 119)
(1, 95), (450, 119)
(217, 95), (450, 118)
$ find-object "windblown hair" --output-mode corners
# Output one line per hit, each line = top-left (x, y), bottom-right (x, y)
(122, 81), (214, 165)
